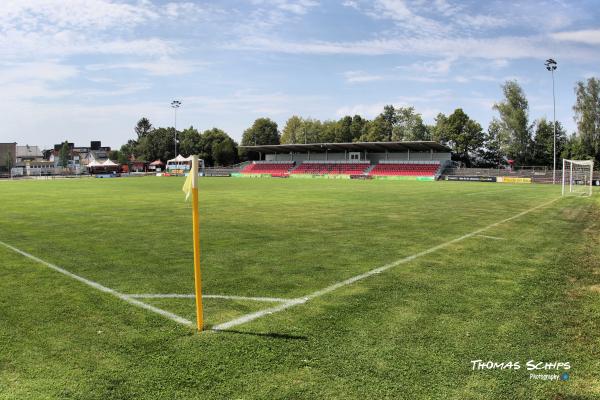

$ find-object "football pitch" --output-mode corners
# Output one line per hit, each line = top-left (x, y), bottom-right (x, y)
(1, 177), (599, 399)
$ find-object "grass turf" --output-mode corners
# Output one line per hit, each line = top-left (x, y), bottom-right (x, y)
(0, 177), (598, 399)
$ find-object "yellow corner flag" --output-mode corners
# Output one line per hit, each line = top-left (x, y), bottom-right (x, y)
(182, 156), (196, 201)
(183, 155), (203, 331)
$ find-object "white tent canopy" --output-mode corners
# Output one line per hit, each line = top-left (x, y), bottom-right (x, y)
(87, 160), (103, 167)
(167, 154), (193, 163)
(87, 159), (118, 168)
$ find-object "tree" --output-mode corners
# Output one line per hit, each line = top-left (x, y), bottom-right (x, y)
(240, 118), (279, 160)
(433, 109), (484, 167)
(58, 141), (70, 168)
(573, 77), (600, 162)
(336, 116), (354, 142)
(380, 105), (397, 141)
(212, 137), (237, 166)
(109, 150), (126, 164)
(178, 127), (202, 157)
(392, 106), (429, 141)
(5, 150), (12, 171)
(359, 116), (387, 142)
(531, 118), (567, 166)
(135, 117), (153, 139)
(493, 80), (532, 164)
(120, 139), (139, 159)
(302, 118), (325, 143)
(358, 105), (428, 142)
(281, 116), (304, 144)
(137, 128), (176, 162)
(431, 113), (448, 143)
(200, 128), (235, 166)
(321, 120), (338, 143)
(350, 115), (367, 141)
(562, 134), (589, 160)
(241, 118), (280, 146)
(476, 119), (506, 168)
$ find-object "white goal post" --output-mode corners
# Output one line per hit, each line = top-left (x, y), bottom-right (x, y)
(562, 159), (594, 196)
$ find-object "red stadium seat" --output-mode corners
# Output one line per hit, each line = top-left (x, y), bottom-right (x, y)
(241, 162), (295, 175)
(291, 163), (369, 175)
(369, 163), (440, 177)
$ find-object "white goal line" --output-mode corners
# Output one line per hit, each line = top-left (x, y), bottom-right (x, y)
(212, 197), (559, 331)
(0, 240), (194, 327)
(127, 293), (291, 303)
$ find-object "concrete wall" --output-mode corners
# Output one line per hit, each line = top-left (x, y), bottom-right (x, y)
(266, 150), (451, 163)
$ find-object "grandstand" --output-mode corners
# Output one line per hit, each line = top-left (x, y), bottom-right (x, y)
(239, 141), (451, 179)
(242, 161), (295, 176)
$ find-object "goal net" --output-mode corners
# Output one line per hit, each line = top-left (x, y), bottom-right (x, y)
(562, 159), (594, 196)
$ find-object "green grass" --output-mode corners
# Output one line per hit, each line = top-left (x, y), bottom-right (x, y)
(0, 177), (598, 399)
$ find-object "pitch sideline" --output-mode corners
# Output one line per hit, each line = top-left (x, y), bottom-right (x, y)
(128, 293), (291, 303)
(212, 197), (560, 331)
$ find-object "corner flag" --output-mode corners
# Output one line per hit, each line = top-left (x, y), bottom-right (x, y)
(182, 156), (197, 201)
(183, 155), (203, 331)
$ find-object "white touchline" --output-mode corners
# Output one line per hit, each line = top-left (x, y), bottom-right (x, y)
(212, 197), (560, 331)
(0, 240), (193, 327)
(128, 294), (291, 303)
(476, 234), (506, 240)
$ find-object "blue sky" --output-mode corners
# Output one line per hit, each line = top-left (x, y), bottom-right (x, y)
(1, 0), (599, 149)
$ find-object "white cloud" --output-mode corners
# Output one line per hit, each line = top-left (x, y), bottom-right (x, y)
(460, 14), (507, 29)
(185, 91), (326, 116)
(0, 61), (78, 84)
(343, 70), (383, 83)
(336, 102), (388, 118)
(0, 61), (79, 101)
(551, 29), (600, 45)
(397, 56), (456, 75)
(250, 0), (319, 15)
(372, 0), (448, 36)
(0, 0), (159, 31)
(0, 0), (191, 61)
(234, 35), (557, 60)
(86, 58), (205, 76)
(162, 2), (205, 19)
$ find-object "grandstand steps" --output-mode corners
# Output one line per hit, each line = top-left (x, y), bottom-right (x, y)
(435, 161), (452, 180)
(288, 163), (303, 174)
(363, 164), (377, 175)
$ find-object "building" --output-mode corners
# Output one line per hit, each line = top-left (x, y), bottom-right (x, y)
(0, 142), (17, 171)
(238, 141), (452, 179)
(23, 161), (57, 176)
(11, 144), (52, 176)
(47, 141), (111, 171)
(16, 145), (44, 163)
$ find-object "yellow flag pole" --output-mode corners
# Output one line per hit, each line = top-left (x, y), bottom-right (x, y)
(191, 155), (203, 331)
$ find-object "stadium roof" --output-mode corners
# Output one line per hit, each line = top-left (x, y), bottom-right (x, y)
(240, 141), (451, 153)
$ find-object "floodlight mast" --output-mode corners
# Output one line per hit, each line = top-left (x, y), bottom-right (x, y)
(545, 58), (557, 184)
(171, 100), (182, 156)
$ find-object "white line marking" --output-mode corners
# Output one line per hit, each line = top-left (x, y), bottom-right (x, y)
(212, 197), (560, 331)
(476, 234), (506, 240)
(128, 293), (290, 303)
(0, 240), (193, 327)
(212, 299), (307, 331)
